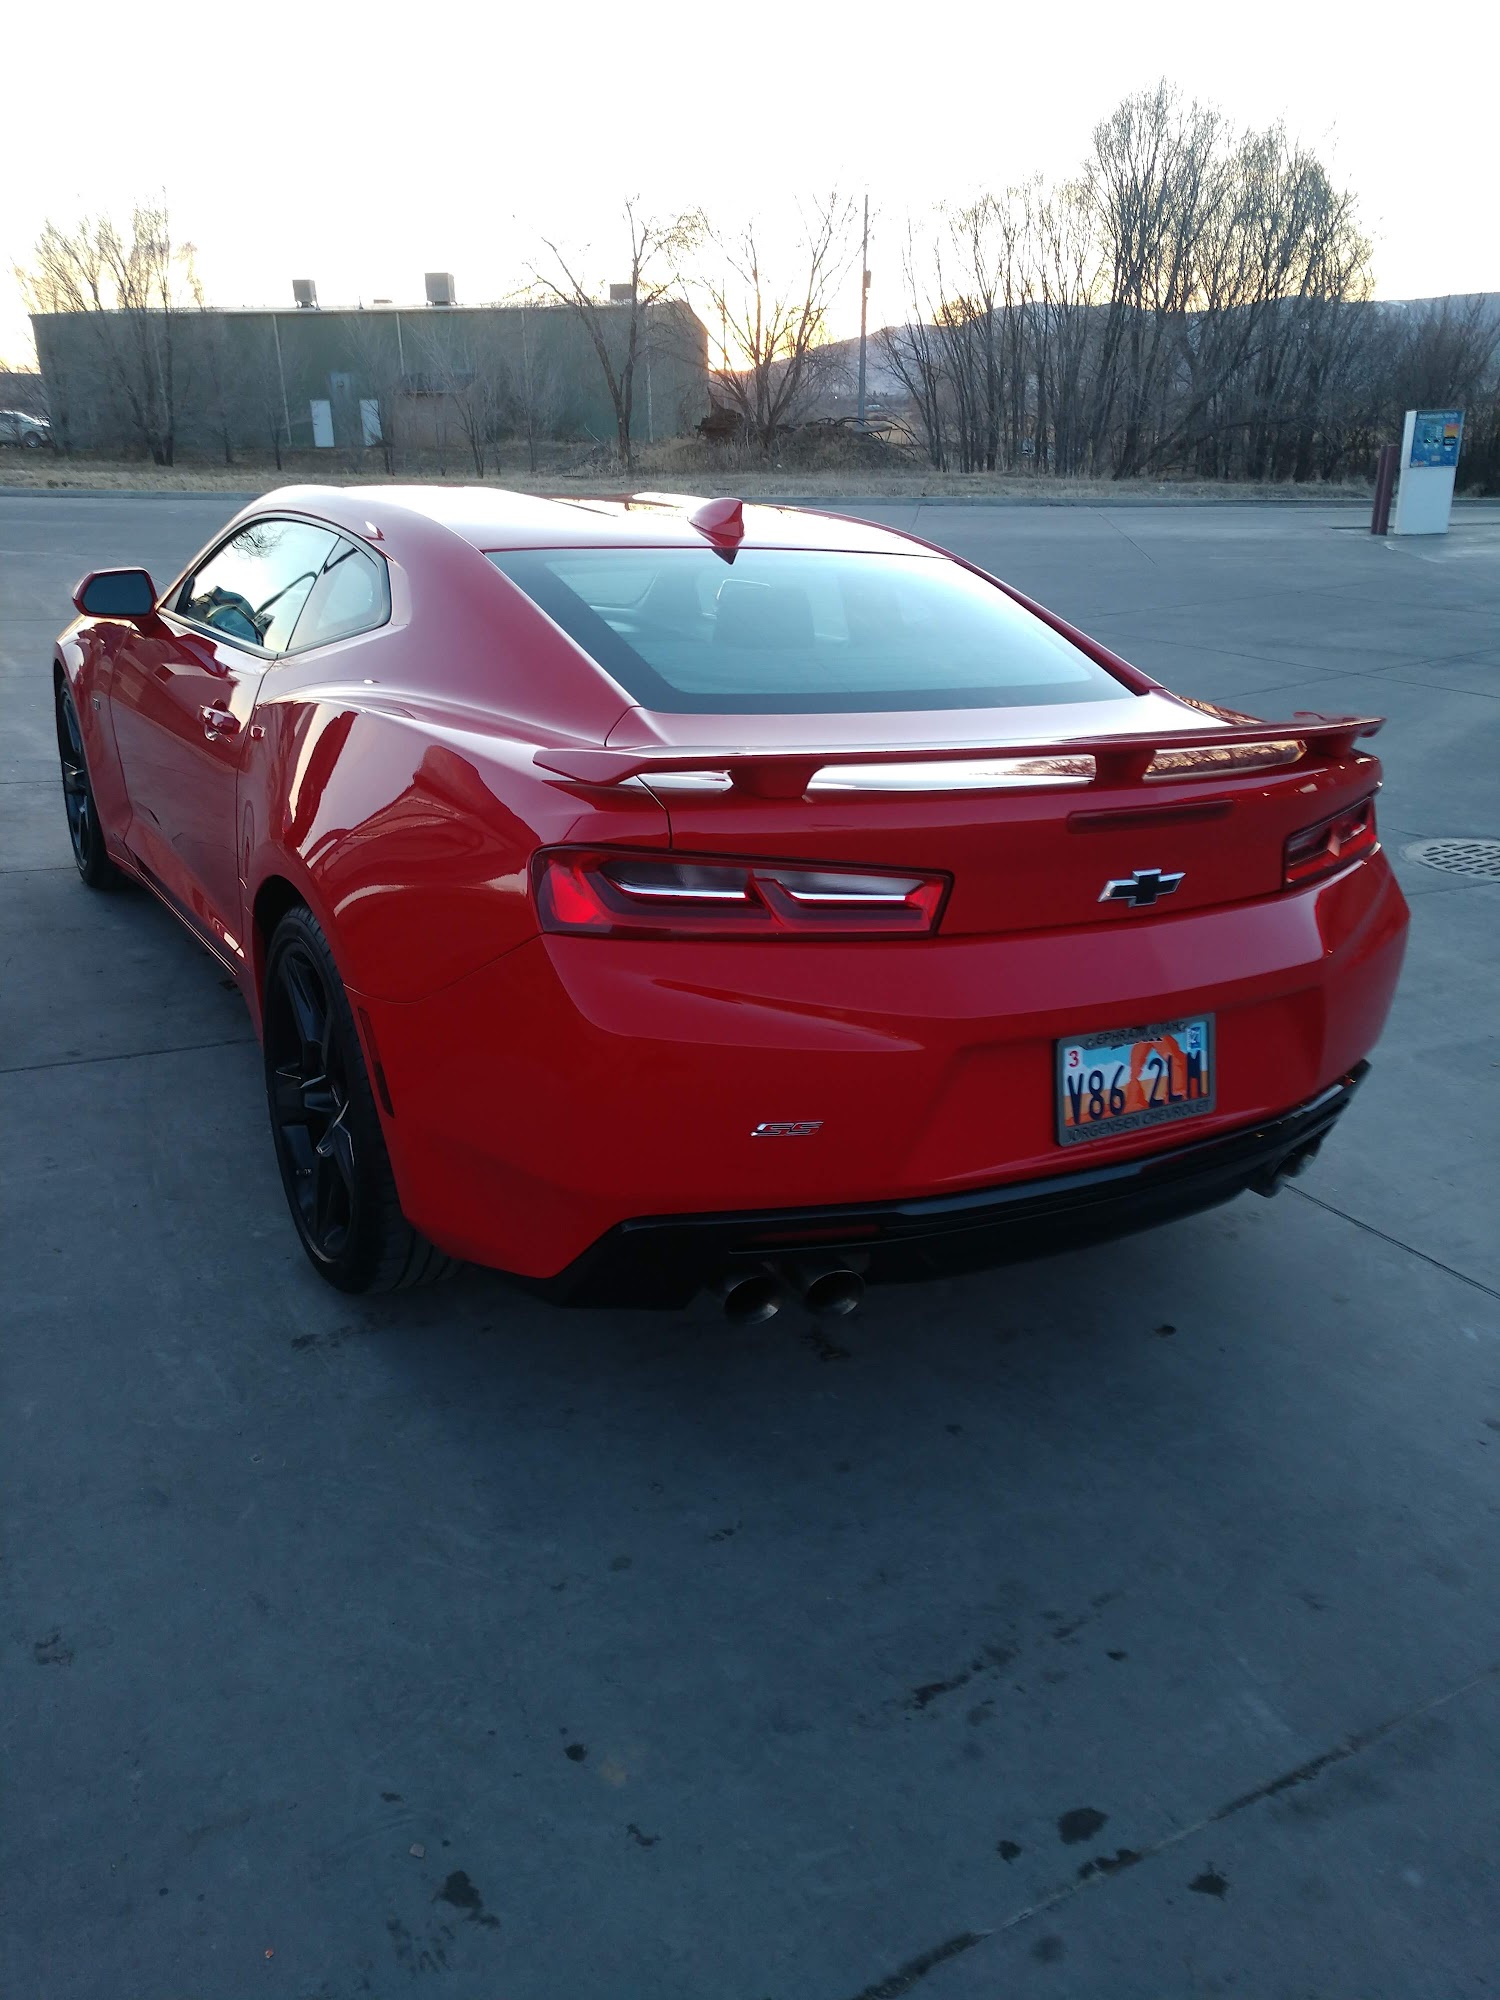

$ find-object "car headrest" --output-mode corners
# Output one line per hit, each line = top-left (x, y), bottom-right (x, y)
(713, 579), (815, 650)
(640, 567), (704, 629)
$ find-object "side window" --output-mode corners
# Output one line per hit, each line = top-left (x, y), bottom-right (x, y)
(174, 518), (338, 652)
(287, 539), (390, 652)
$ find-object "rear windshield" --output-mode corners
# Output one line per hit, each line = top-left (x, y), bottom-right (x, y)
(486, 548), (1123, 714)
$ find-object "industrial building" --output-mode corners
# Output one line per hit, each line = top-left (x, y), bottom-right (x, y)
(29, 279), (711, 460)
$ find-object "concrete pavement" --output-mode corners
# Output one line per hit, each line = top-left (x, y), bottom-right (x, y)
(2, 492), (1498, 1999)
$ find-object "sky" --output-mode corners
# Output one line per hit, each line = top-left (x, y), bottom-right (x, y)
(3, 0), (1497, 367)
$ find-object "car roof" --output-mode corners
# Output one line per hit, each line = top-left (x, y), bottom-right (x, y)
(248, 484), (929, 557)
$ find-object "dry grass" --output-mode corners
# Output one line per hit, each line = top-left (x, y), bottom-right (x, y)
(0, 442), (1376, 505)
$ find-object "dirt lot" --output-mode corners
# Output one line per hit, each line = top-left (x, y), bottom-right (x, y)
(0, 443), (1377, 504)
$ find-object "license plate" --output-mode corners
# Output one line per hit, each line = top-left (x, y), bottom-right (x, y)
(1056, 1015), (1215, 1144)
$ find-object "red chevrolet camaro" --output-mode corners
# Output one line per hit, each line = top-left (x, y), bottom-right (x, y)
(54, 488), (1408, 1311)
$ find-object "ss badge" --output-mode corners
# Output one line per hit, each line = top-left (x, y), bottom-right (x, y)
(751, 1120), (823, 1138)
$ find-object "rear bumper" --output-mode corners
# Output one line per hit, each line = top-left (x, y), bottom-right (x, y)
(529, 1065), (1369, 1306)
(360, 855), (1407, 1279)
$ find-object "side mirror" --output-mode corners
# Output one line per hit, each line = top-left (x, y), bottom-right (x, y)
(73, 568), (157, 619)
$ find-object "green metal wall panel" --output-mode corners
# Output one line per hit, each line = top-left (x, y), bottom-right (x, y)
(31, 302), (709, 458)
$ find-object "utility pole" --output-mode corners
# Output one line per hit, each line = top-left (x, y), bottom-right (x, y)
(856, 194), (870, 429)
(271, 313), (291, 450)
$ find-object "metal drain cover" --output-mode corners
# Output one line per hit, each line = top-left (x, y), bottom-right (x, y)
(1402, 838), (1500, 879)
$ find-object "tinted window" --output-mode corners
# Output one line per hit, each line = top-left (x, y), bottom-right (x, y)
(175, 518), (338, 652)
(288, 539), (390, 651)
(486, 549), (1123, 713)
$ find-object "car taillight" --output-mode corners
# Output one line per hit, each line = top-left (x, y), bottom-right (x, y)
(534, 848), (949, 938)
(1284, 795), (1379, 887)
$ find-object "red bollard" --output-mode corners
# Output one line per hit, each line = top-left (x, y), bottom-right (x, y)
(1370, 443), (1399, 535)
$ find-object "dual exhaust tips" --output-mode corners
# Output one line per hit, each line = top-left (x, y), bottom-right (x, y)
(717, 1256), (865, 1324)
(1251, 1134), (1325, 1197)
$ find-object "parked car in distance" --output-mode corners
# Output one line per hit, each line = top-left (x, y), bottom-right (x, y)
(52, 487), (1409, 1313)
(0, 409), (52, 448)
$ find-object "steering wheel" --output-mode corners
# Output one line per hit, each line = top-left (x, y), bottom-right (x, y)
(205, 600), (261, 644)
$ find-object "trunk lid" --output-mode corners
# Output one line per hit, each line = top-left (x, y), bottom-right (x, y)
(582, 695), (1384, 936)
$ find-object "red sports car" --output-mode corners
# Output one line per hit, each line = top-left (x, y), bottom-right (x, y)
(54, 488), (1408, 1313)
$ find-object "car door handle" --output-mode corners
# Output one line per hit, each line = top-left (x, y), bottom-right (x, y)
(199, 704), (240, 739)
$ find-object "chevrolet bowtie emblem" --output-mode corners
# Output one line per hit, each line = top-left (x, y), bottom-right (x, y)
(1100, 867), (1185, 909)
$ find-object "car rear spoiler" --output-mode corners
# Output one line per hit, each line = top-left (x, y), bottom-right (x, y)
(533, 713), (1385, 800)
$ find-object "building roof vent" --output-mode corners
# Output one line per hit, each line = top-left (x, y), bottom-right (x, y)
(425, 272), (457, 307)
(609, 282), (636, 304)
(292, 278), (318, 309)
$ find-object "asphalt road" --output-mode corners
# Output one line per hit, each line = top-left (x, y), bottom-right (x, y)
(3, 491), (1499, 2000)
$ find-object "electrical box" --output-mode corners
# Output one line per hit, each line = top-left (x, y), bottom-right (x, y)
(1391, 409), (1463, 535)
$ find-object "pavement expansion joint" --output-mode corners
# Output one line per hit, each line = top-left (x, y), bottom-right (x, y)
(0, 1034), (256, 1078)
(1287, 1186), (1500, 1302)
(842, 1656), (1500, 1996)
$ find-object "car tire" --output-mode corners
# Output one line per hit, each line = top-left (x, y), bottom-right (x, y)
(263, 905), (460, 1293)
(22, 432), (43, 449)
(55, 681), (121, 889)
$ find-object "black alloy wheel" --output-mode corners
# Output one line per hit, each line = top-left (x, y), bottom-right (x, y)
(268, 938), (356, 1265)
(55, 681), (119, 888)
(262, 905), (456, 1293)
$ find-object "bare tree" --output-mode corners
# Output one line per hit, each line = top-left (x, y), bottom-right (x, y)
(336, 313), (406, 474)
(1030, 179), (1102, 475)
(413, 315), (513, 477)
(244, 322), (293, 471)
(879, 224), (952, 468)
(1080, 85), (1229, 476)
(877, 83), (1417, 487)
(695, 193), (857, 451)
(198, 310), (239, 465)
(531, 200), (700, 472)
(1388, 293), (1500, 410)
(20, 199), (199, 463)
(508, 307), (566, 472)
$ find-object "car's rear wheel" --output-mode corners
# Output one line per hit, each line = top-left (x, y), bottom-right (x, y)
(55, 681), (120, 889)
(263, 905), (458, 1292)
(22, 431), (44, 449)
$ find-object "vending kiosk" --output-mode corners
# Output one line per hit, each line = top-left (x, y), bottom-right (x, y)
(1391, 409), (1464, 535)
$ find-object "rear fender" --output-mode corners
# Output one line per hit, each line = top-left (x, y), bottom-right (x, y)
(242, 697), (670, 1007)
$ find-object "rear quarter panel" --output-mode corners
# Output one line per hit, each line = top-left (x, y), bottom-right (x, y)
(242, 696), (668, 1004)
(239, 525), (672, 1009)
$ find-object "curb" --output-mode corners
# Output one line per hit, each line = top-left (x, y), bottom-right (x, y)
(0, 487), (260, 502)
(4, 485), (1496, 517)
(0, 486), (1378, 510)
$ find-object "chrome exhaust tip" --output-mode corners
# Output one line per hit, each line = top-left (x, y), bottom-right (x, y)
(1251, 1136), (1324, 1198)
(786, 1255), (866, 1318)
(805, 1270), (864, 1317)
(717, 1267), (785, 1324)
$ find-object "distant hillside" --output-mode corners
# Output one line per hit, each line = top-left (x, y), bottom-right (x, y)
(782, 290), (1500, 488)
(812, 292), (1500, 389)
(799, 334), (910, 404)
